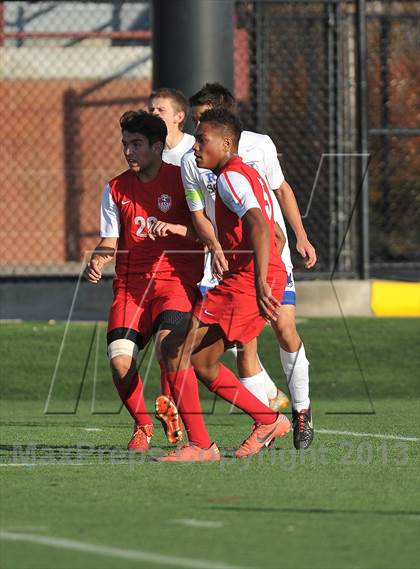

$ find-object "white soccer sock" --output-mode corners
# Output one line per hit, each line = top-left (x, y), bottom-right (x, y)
(280, 345), (310, 412)
(240, 370), (269, 406)
(256, 355), (278, 399)
(230, 346), (278, 400)
(228, 345), (238, 357)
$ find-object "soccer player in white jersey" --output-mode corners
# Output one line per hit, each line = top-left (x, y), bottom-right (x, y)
(148, 88), (195, 166)
(181, 83), (316, 449)
(149, 87), (289, 420)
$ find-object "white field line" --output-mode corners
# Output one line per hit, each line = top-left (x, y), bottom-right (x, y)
(316, 429), (419, 442)
(0, 530), (251, 569)
(172, 519), (224, 529)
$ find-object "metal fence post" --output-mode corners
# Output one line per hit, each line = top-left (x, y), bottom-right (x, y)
(152, 0), (234, 97)
(355, 0), (370, 279)
(63, 88), (80, 261)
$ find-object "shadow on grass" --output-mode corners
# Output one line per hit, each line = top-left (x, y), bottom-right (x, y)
(0, 444), (175, 460)
(208, 505), (420, 518)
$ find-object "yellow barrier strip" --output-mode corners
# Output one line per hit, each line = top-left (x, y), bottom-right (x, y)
(371, 280), (420, 317)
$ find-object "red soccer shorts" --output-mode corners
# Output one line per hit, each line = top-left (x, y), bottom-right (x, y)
(193, 269), (286, 345)
(107, 272), (198, 352)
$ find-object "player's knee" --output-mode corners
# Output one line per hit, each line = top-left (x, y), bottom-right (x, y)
(274, 320), (300, 352)
(159, 321), (193, 369)
(191, 354), (220, 388)
(110, 355), (136, 383)
(194, 365), (218, 389)
(160, 333), (185, 368)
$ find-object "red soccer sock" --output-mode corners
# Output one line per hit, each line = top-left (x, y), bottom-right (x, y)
(159, 361), (172, 398)
(208, 364), (277, 424)
(167, 368), (212, 449)
(114, 372), (153, 426)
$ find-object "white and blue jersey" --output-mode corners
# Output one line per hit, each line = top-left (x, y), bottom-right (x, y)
(181, 130), (296, 305)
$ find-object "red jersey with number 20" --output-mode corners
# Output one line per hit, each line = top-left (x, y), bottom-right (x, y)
(215, 155), (285, 279)
(100, 162), (203, 281)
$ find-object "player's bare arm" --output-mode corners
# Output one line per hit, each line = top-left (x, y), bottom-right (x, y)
(190, 209), (229, 279)
(274, 222), (286, 255)
(243, 208), (281, 322)
(148, 220), (199, 241)
(273, 180), (317, 269)
(84, 237), (117, 283)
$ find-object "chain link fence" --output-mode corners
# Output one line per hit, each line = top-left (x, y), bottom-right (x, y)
(366, 3), (420, 278)
(1, 1), (152, 275)
(237, 0), (420, 279)
(1, 0), (419, 279)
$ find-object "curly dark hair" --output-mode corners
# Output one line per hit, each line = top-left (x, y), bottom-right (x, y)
(199, 107), (242, 147)
(119, 110), (167, 146)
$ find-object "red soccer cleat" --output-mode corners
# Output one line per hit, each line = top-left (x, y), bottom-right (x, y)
(127, 424), (153, 453)
(156, 443), (221, 463)
(155, 394), (183, 445)
(235, 414), (291, 458)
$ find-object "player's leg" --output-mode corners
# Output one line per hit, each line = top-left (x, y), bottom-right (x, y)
(192, 345), (290, 458)
(153, 311), (192, 445)
(232, 339), (269, 405)
(149, 276), (201, 444)
(107, 286), (154, 452)
(186, 324), (290, 459)
(158, 318), (289, 461)
(192, 337), (275, 422)
(157, 317), (219, 460)
(271, 303), (313, 449)
(108, 342), (153, 453)
(191, 280), (291, 457)
(233, 340), (289, 410)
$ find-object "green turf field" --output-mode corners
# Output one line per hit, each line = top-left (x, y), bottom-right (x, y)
(1, 318), (419, 569)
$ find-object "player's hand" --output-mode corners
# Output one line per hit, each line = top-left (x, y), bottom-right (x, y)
(148, 220), (177, 240)
(296, 236), (317, 269)
(84, 258), (103, 283)
(210, 246), (229, 280)
(256, 281), (281, 322)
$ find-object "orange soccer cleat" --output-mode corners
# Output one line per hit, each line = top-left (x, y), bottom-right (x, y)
(127, 424), (153, 453)
(235, 414), (291, 458)
(155, 394), (184, 445)
(156, 443), (221, 463)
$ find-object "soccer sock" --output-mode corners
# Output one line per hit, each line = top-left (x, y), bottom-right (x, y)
(208, 364), (277, 424)
(228, 345), (238, 357)
(280, 344), (310, 411)
(114, 372), (153, 426)
(167, 368), (212, 449)
(240, 370), (270, 405)
(256, 354), (278, 400)
(230, 345), (277, 401)
(159, 361), (172, 398)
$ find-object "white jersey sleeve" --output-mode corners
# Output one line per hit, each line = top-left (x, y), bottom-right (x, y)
(180, 151), (206, 212)
(100, 184), (120, 238)
(162, 133), (195, 166)
(217, 171), (260, 219)
(263, 135), (285, 190)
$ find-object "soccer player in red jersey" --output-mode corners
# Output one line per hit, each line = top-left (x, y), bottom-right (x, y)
(156, 108), (291, 462)
(184, 83), (316, 450)
(84, 111), (203, 452)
